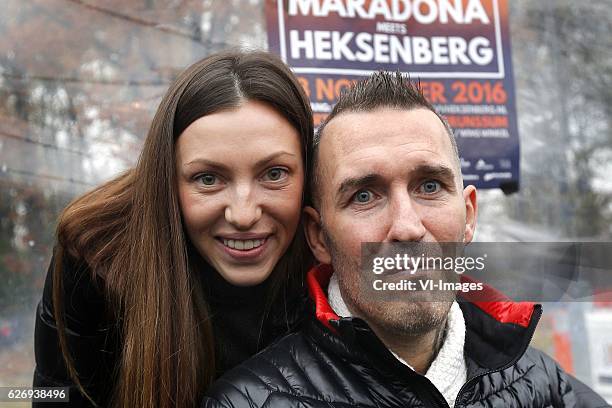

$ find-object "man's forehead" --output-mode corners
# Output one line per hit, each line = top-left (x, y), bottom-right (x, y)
(319, 108), (454, 171)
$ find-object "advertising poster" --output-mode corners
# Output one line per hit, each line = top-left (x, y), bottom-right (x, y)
(265, 0), (520, 191)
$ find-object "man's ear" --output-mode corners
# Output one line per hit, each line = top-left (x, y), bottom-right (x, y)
(462, 185), (478, 243)
(303, 206), (332, 265)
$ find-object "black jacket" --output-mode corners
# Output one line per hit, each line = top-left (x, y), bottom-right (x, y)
(33, 249), (307, 407)
(203, 264), (609, 408)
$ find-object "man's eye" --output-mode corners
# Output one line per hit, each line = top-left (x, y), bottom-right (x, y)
(352, 189), (373, 204)
(197, 174), (218, 186)
(263, 167), (288, 182)
(420, 180), (441, 194)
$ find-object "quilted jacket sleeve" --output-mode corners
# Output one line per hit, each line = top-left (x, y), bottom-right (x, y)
(567, 375), (610, 408)
(533, 347), (609, 408)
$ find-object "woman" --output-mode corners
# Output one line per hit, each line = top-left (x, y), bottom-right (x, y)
(33, 50), (313, 408)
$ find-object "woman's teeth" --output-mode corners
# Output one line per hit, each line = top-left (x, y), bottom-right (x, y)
(222, 238), (264, 250)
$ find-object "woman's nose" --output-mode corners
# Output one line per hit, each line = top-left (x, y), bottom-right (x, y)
(224, 184), (263, 230)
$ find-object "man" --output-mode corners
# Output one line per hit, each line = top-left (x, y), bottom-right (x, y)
(203, 72), (608, 407)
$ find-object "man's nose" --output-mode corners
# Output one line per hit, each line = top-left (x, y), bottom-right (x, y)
(386, 194), (426, 242)
(224, 183), (262, 230)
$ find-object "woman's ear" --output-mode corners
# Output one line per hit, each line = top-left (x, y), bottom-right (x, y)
(303, 206), (332, 265)
(462, 185), (478, 244)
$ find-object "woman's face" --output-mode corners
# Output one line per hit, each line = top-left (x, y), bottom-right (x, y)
(176, 100), (304, 286)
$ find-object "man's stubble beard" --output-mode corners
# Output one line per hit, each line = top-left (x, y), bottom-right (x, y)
(321, 224), (452, 338)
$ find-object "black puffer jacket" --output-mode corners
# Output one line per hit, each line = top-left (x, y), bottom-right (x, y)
(203, 264), (609, 408)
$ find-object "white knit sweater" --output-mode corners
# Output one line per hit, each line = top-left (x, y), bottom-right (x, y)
(327, 273), (467, 407)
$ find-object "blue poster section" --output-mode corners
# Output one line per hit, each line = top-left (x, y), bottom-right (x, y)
(266, 0), (520, 192)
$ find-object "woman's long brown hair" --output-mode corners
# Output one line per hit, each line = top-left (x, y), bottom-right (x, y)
(52, 50), (313, 408)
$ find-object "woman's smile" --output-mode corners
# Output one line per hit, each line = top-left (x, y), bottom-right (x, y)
(216, 235), (270, 261)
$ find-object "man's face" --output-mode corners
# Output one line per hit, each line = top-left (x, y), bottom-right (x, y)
(305, 107), (477, 336)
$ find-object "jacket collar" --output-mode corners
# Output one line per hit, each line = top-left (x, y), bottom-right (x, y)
(305, 264), (542, 371)
(306, 264), (340, 332)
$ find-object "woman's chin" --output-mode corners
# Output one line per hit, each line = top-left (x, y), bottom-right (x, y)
(217, 266), (274, 287)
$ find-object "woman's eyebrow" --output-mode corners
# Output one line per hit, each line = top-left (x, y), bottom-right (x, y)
(183, 158), (228, 171)
(183, 151), (297, 170)
(254, 151), (297, 168)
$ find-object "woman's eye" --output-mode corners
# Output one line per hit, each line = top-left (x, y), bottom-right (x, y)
(263, 167), (288, 182)
(197, 174), (218, 186)
(420, 180), (441, 194)
(352, 189), (373, 204)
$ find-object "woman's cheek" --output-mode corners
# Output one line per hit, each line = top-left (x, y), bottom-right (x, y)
(275, 195), (302, 230)
(182, 193), (224, 234)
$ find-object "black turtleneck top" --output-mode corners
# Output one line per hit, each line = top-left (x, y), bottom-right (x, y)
(33, 251), (307, 407)
(200, 261), (302, 377)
